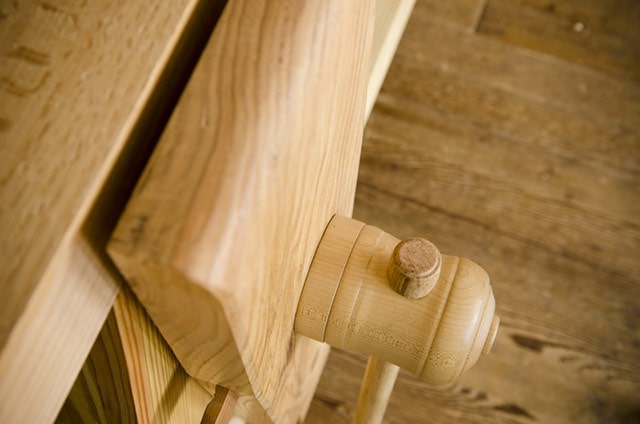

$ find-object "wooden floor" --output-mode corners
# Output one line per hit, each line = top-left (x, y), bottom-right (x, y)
(308, 0), (640, 423)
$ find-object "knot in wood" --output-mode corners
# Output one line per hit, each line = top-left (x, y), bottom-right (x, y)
(387, 237), (442, 299)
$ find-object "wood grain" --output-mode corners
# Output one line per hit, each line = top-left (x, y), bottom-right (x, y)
(0, 0), (204, 348)
(0, 233), (121, 424)
(367, 0), (416, 119)
(416, 0), (487, 31)
(308, 0), (640, 422)
(387, 237), (442, 298)
(58, 288), (216, 424)
(56, 1), (413, 421)
(109, 1), (375, 422)
(0, 0), (225, 421)
(477, 0), (640, 83)
(200, 387), (237, 424)
(385, 20), (640, 177)
(114, 286), (213, 424)
(56, 311), (137, 424)
(353, 357), (399, 424)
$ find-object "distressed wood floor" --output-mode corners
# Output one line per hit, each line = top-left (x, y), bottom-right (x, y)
(308, 0), (640, 423)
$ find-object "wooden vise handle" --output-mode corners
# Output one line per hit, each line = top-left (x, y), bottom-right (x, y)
(295, 215), (500, 422)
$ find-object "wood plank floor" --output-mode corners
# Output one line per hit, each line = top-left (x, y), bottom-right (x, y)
(308, 0), (640, 423)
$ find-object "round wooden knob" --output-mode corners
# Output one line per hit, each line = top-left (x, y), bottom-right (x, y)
(387, 238), (442, 299)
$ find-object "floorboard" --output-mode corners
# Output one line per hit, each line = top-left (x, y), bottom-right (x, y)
(477, 0), (640, 83)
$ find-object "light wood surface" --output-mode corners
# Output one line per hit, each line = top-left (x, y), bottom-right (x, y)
(0, 233), (120, 424)
(367, 0), (417, 118)
(308, 0), (640, 422)
(0, 0), (225, 421)
(353, 357), (400, 424)
(109, 1), (376, 422)
(56, 311), (137, 423)
(54, 1), (415, 421)
(201, 387), (237, 424)
(114, 286), (213, 423)
(0, 0), (204, 348)
(58, 276), (215, 424)
(296, 215), (498, 384)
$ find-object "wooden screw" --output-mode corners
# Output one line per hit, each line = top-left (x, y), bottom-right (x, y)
(387, 237), (442, 299)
